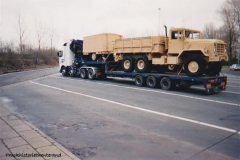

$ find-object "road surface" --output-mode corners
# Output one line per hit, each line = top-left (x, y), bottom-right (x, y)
(0, 67), (240, 160)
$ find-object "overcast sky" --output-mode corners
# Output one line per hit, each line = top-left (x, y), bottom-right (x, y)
(1, 0), (226, 49)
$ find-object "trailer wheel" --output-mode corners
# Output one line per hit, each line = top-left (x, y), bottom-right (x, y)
(184, 56), (205, 77)
(80, 68), (87, 79)
(61, 67), (68, 76)
(135, 75), (145, 87)
(122, 56), (135, 72)
(146, 76), (157, 88)
(135, 56), (149, 73)
(87, 68), (95, 80)
(160, 77), (174, 90)
(69, 67), (74, 77)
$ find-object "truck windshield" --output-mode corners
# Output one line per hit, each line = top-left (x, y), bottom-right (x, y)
(185, 30), (200, 39)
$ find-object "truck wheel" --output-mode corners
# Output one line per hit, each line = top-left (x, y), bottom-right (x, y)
(69, 67), (74, 77)
(206, 62), (222, 76)
(135, 56), (149, 73)
(135, 75), (145, 87)
(61, 67), (68, 76)
(122, 56), (135, 72)
(87, 68), (95, 80)
(146, 76), (157, 88)
(160, 77), (174, 90)
(184, 56), (205, 77)
(91, 53), (97, 61)
(80, 68), (87, 79)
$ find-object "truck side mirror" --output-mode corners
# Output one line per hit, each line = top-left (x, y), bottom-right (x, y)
(57, 51), (63, 57)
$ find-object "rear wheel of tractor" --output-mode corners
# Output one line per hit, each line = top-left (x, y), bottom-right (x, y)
(69, 67), (74, 77)
(87, 68), (95, 80)
(80, 68), (87, 79)
(160, 77), (174, 90)
(146, 76), (157, 88)
(122, 56), (135, 72)
(134, 75), (145, 87)
(184, 56), (205, 77)
(62, 67), (68, 76)
(135, 56), (149, 73)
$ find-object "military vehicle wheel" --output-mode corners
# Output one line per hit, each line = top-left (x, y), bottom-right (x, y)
(160, 77), (174, 90)
(122, 56), (135, 72)
(146, 76), (157, 88)
(135, 56), (149, 73)
(87, 68), (95, 80)
(61, 67), (68, 76)
(205, 62), (222, 76)
(80, 68), (87, 79)
(135, 75), (145, 87)
(184, 57), (205, 77)
(91, 53), (97, 61)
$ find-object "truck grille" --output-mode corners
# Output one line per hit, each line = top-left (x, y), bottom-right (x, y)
(215, 43), (225, 53)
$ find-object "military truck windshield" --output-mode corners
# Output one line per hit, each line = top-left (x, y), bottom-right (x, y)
(185, 30), (200, 39)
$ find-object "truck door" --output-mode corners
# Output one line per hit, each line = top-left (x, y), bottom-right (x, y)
(168, 30), (184, 54)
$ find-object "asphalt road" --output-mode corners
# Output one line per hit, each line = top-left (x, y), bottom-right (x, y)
(0, 67), (240, 160)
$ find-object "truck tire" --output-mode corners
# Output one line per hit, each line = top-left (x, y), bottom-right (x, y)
(69, 67), (74, 77)
(61, 67), (68, 76)
(146, 76), (157, 88)
(87, 68), (95, 80)
(184, 56), (205, 77)
(122, 56), (135, 72)
(205, 62), (222, 76)
(135, 56), (149, 73)
(134, 75), (145, 87)
(80, 68), (87, 79)
(160, 77), (174, 90)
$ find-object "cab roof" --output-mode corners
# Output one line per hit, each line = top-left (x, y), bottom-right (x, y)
(170, 27), (200, 32)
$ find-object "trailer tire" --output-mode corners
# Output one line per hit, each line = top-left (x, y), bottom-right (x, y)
(135, 75), (145, 87)
(135, 56), (149, 73)
(87, 68), (95, 80)
(146, 76), (157, 88)
(61, 67), (68, 76)
(122, 56), (135, 72)
(184, 56), (205, 77)
(160, 77), (174, 90)
(80, 68), (87, 79)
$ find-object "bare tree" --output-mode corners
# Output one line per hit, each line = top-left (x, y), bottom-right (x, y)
(17, 13), (28, 54)
(35, 19), (47, 51)
(218, 1), (238, 65)
(48, 25), (57, 50)
(202, 23), (217, 39)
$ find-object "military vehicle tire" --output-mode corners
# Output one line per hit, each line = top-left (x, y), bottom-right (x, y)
(184, 56), (205, 77)
(122, 56), (135, 72)
(135, 56), (149, 73)
(80, 68), (87, 79)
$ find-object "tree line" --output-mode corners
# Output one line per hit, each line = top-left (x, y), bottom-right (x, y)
(202, 0), (240, 65)
(0, 13), (58, 74)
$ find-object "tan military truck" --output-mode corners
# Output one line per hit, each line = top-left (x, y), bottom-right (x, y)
(83, 26), (228, 77)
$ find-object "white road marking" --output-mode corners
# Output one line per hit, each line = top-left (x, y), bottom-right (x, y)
(49, 76), (240, 106)
(30, 81), (239, 134)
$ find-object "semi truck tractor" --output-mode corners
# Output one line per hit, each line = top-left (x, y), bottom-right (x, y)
(81, 26), (228, 77)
